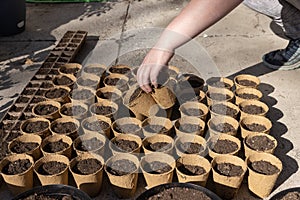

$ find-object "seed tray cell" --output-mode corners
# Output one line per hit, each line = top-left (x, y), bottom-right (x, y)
(60, 38), (71, 43)
(36, 89), (47, 96)
(61, 52), (73, 58)
(64, 32), (76, 38)
(8, 105), (25, 113)
(24, 104), (34, 113)
(49, 69), (60, 75)
(73, 34), (86, 39)
(53, 47), (65, 52)
(57, 57), (70, 63)
(67, 44), (79, 48)
(45, 56), (58, 63)
(5, 113), (21, 120)
(40, 62), (54, 69)
(32, 75), (53, 81)
(16, 96), (31, 104)
(26, 81), (41, 88)
(6, 130), (22, 142)
(1, 120), (17, 131)
(21, 112), (36, 120)
(64, 47), (76, 52)
(21, 88), (37, 96)
(71, 39), (82, 43)
(30, 97), (46, 104)
(40, 81), (54, 89)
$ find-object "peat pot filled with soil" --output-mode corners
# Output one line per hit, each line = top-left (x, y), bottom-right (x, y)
(235, 87), (263, 105)
(82, 63), (107, 79)
(103, 73), (129, 92)
(207, 133), (241, 159)
(109, 134), (142, 155)
(174, 116), (206, 137)
(73, 133), (107, 158)
(34, 154), (69, 185)
(211, 155), (247, 200)
(205, 88), (234, 106)
(246, 152), (282, 198)
(20, 117), (50, 138)
(81, 115), (111, 138)
(176, 73), (205, 94)
(239, 100), (269, 119)
(105, 153), (139, 198)
(174, 134), (207, 157)
(244, 133), (277, 157)
(12, 184), (92, 200)
(32, 100), (61, 120)
(142, 116), (173, 138)
(70, 87), (96, 105)
(142, 134), (174, 155)
(90, 100), (118, 119)
(0, 154), (34, 195)
(176, 154), (211, 187)
(70, 153), (104, 197)
(240, 115), (272, 138)
(209, 102), (240, 119)
(108, 64), (132, 75)
(112, 117), (142, 137)
(206, 77), (234, 91)
(96, 86), (122, 105)
(75, 74), (100, 90)
(50, 117), (80, 140)
(269, 187), (300, 200)
(208, 115), (239, 136)
(9, 134), (42, 160)
(179, 102), (209, 121)
(177, 90), (206, 105)
(41, 134), (73, 158)
(234, 74), (260, 89)
(58, 63), (82, 76)
(59, 102), (88, 120)
(44, 86), (71, 103)
(140, 152), (176, 189)
(52, 74), (76, 88)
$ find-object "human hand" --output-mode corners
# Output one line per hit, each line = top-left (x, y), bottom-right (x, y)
(137, 48), (173, 93)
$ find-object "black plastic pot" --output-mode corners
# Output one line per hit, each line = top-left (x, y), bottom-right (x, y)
(136, 182), (222, 200)
(269, 187), (300, 200)
(12, 184), (92, 200)
(0, 0), (26, 36)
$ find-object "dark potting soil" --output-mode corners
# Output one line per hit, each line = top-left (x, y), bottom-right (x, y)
(179, 142), (204, 154)
(53, 76), (73, 85)
(73, 158), (102, 175)
(147, 142), (172, 152)
(45, 88), (68, 99)
(0, 142), (9, 161)
(34, 104), (58, 115)
(105, 78), (127, 86)
(144, 125), (168, 133)
(84, 67), (105, 75)
(6, 131), (22, 142)
(212, 139), (238, 154)
(211, 104), (237, 117)
(71, 89), (94, 100)
(238, 93), (259, 99)
(107, 159), (137, 176)
(83, 120), (110, 132)
(278, 191), (300, 200)
(147, 187), (212, 200)
(208, 93), (231, 101)
(114, 123), (140, 133)
(244, 123), (267, 132)
(24, 121), (49, 133)
(31, 97), (46, 103)
(22, 194), (75, 200)
(129, 88), (143, 102)
(241, 105), (265, 115)
(77, 78), (98, 86)
(214, 162), (244, 177)
(237, 79), (257, 87)
(250, 160), (280, 175)
(61, 105), (86, 116)
(210, 122), (235, 133)
(60, 66), (80, 75)
(144, 161), (172, 174)
(182, 108), (204, 116)
(43, 139), (69, 153)
(11, 141), (39, 154)
(91, 105), (116, 115)
(97, 91), (120, 100)
(113, 139), (139, 152)
(209, 81), (231, 88)
(40, 82), (54, 89)
(38, 161), (67, 175)
(179, 93), (202, 103)
(77, 137), (104, 152)
(109, 67), (131, 74)
(178, 164), (206, 175)
(178, 124), (202, 133)
(16, 96), (31, 103)
(246, 135), (275, 151)
(2, 159), (32, 175)
(52, 122), (77, 134)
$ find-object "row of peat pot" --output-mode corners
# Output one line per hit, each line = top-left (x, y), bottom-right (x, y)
(0, 150), (282, 199)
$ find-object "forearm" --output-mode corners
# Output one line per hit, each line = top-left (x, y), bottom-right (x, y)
(154, 0), (243, 51)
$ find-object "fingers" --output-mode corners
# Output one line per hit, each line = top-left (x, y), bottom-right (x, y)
(137, 64), (152, 93)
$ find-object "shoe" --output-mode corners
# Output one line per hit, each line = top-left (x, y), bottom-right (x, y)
(262, 39), (300, 70)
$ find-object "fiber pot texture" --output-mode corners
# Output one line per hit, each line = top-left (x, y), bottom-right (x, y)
(59, 102), (88, 120)
(81, 115), (111, 138)
(150, 78), (176, 109)
(206, 77), (234, 91)
(32, 100), (61, 120)
(244, 133), (277, 157)
(34, 154), (69, 185)
(41, 134), (73, 159)
(142, 134), (175, 155)
(235, 87), (263, 105)
(234, 74), (260, 89)
(111, 117), (142, 137)
(20, 117), (51, 139)
(179, 102), (209, 121)
(174, 134), (207, 158)
(176, 154), (211, 187)
(0, 154), (34, 195)
(208, 115), (239, 136)
(50, 117), (80, 140)
(240, 115), (272, 139)
(209, 102), (240, 119)
(69, 153), (105, 197)
(140, 152), (176, 189)
(142, 116), (173, 138)
(109, 133), (142, 155)
(246, 152), (282, 198)
(105, 153), (139, 198)
(174, 116), (206, 137)
(239, 100), (269, 119)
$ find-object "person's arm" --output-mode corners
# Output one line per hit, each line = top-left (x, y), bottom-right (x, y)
(137, 0), (243, 92)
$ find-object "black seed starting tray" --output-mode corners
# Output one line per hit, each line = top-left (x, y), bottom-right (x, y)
(0, 30), (87, 150)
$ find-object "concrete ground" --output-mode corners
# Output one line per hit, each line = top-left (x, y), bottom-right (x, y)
(0, 0), (299, 199)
